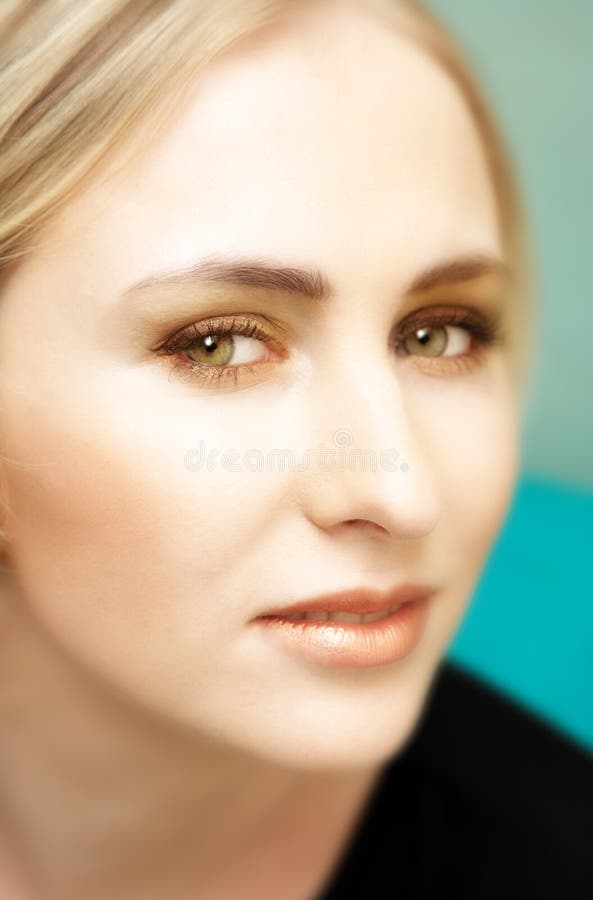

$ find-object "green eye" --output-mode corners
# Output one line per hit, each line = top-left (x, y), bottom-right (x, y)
(185, 333), (235, 367)
(155, 314), (282, 388)
(403, 325), (449, 357)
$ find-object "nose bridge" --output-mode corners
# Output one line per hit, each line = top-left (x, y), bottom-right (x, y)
(327, 380), (401, 471)
(312, 335), (409, 461)
(300, 341), (441, 538)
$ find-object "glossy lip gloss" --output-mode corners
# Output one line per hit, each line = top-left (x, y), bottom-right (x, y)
(251, 592), (434, 669)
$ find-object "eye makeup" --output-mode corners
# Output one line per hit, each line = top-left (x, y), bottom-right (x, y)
(151, 302), (507, 389)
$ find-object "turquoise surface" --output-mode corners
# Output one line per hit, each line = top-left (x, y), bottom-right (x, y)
(446, 473), (593, 753)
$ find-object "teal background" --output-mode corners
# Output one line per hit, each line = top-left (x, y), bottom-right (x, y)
(422, 2), (593, 752)
(445, 475), (593, 752)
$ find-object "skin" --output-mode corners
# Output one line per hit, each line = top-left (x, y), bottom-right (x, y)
(0, 1), (520, 898)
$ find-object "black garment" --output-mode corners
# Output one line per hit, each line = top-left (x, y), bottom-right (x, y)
(317, 660), (593, 899)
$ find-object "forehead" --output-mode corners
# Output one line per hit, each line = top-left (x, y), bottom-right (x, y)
(47, 1), (501, 294)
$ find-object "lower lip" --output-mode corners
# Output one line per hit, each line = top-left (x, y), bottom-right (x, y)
(251, 596), (432, 668)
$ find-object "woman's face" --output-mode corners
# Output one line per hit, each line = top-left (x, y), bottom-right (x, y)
(0, 3), (518, 768)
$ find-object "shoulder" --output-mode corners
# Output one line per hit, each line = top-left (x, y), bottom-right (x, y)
(321, 661), (593, 899)
(399, 661), (593, 897)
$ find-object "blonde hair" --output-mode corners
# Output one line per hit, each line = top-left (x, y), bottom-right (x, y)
(0, 0), (537, 398)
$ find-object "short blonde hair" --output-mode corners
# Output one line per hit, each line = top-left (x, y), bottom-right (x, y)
(0, 0), (537, 401)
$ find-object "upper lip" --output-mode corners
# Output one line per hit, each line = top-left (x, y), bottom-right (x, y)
(254, 583), (436, 618)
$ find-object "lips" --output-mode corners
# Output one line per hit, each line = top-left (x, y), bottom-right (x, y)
(252, 590), (434, 668)
(254, 583), (435, 621)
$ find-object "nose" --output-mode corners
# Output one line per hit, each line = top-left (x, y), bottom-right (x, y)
(296, 350), (442, 542)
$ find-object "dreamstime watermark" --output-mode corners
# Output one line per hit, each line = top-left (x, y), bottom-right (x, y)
(183, 428), (410, 473)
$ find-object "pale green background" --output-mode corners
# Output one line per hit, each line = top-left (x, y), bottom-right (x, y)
(425, 0), (593, 489)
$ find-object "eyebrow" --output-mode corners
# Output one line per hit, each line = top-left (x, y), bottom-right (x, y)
(124, 251), (510, 303)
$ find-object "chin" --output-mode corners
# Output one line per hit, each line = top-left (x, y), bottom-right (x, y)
(200, 665), (439, 774)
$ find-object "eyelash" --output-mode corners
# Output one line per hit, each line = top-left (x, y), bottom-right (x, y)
(153, 307), (507, 388)
(154, 316), (282, 388)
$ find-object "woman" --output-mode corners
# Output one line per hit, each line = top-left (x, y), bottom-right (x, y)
(0, 1), (590, 898)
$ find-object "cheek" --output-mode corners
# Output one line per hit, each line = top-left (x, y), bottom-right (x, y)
(451, 389), (518, 549)
(420, 368), (519, 541)
(0, 378), (277, 679)
(415, 373), (519, 645)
